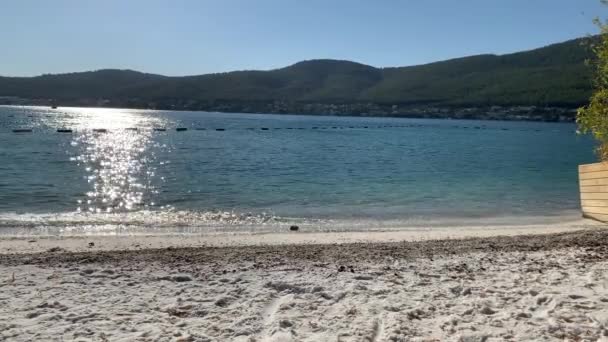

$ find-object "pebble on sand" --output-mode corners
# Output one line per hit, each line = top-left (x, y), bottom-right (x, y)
(172, 275), (193, 282)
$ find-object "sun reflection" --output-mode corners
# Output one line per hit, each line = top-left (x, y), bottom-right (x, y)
(55, 107), (168, 130)
(65, 108), (168, 213)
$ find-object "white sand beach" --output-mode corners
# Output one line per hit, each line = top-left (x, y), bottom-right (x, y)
(2, 222), (608, 341)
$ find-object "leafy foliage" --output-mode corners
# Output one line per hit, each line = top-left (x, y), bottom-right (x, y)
(578, 15), (608, 160)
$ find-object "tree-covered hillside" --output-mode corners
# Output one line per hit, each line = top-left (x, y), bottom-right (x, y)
(0, 37), (595, 109)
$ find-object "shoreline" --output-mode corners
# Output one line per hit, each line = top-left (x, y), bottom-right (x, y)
(0, 218), (600, 254)
(1, 224), (607, 265)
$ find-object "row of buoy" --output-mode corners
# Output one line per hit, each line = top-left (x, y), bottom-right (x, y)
(8, 125), (554, 134)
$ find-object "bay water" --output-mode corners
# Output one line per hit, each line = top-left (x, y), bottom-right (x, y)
(0, 106), (595, 234)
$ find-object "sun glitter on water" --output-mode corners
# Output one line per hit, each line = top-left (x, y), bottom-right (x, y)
(64, 108), (169, 213)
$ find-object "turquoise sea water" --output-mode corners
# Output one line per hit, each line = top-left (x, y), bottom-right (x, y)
(0, 106), (596, 234)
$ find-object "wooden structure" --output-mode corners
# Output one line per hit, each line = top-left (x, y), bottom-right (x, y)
(579, 162), (608, 222)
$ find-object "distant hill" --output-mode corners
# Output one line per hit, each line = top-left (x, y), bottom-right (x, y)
(0, 36), (596, 117)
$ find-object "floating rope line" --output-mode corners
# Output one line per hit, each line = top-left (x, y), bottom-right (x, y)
(5, 125), (560, 134)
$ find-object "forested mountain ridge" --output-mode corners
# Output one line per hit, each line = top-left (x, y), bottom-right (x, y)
(0, 37), (596, 120)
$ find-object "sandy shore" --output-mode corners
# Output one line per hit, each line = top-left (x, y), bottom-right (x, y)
(2, 224), (608, 341)
(0, 218), (599, 254)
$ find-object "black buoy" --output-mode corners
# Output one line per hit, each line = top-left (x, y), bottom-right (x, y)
(216, 128), (226, 131)
(93, 129), (107, 133)
(176, 127), (188, 132)
(126, 128), (138, 131)
(12, 129), (32, 133)
(57, 129), (72, 133)
(195, 128), (206, 130)
(153, 128), (166, 132)
(289, 225), (299, 231)
(261, 127), (269, 130)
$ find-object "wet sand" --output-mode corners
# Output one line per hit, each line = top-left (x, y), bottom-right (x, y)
(0, 218), (598, 254)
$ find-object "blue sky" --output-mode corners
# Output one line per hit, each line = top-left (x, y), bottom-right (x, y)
(0, 0), (606, 76)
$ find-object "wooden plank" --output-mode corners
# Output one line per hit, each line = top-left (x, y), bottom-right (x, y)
(581, 192), (608, 200)
(579, 178), (608, 186)
(581, 199), (608, 207)
(579, 171), (608, 180)
(580, 185), (608, 193)
(579, 163), (608, 222)
(582, 206), (608, 215)
(583, 212), (608, 222)
(579, 162), (608, 173)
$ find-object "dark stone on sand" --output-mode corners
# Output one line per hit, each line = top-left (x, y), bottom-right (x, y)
(290, 225), (299, 231)
(338, 265), (346, 272)
(172, 275), (192, 282)
(46, 247), (65, 253)
(25, 311), (41, 319)
(215, 297), (232, 307)
(88, 242), (95, 248)
(279, 320), (293, 328)
(480, 306), (496, 315)
(353, 275), (374, 280)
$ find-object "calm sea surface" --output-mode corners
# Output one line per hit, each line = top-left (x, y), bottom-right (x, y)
(0, 106), (596, 234)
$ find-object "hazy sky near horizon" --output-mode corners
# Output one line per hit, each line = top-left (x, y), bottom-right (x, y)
(1, 0), (606, 76)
